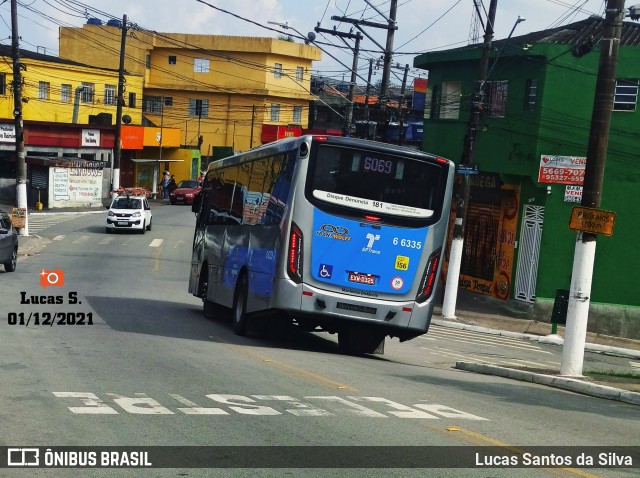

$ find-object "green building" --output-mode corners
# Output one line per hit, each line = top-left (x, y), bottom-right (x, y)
(414, 17), (640, 339)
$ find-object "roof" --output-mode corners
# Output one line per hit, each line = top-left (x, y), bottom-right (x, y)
(494, 16), (640, 48)
(0, 45), (118, 72)
(415, 17), (640, 67)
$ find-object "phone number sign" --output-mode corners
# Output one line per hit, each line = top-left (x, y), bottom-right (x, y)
(538, 155), (586, 185)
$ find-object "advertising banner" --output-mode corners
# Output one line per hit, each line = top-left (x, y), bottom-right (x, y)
(538, 155), (586, 185)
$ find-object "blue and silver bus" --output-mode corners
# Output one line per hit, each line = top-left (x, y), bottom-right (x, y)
(189, 135), (454, 354)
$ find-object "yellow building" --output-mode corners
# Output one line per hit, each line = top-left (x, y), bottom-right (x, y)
(59, 23), (322, 183)
(0, 45), (143, 127)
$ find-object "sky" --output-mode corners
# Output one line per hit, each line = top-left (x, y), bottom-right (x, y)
(0, 0), (617, 88)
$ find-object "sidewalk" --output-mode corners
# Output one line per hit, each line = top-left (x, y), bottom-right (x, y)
(433, 290), (640, 405)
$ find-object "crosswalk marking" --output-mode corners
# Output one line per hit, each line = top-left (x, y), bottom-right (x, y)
(98, 237), (114, 245)
(630, 361), (640, 369)
(53, 235), (66, 241)
(72, 236), (89, 244)
(27, 213), (95, 234)
(423, 328), (552, 354)
(422, 346), (555, 369)
(149, 239), (163, 247)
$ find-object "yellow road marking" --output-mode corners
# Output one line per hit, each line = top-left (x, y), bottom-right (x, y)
(227, 343), (358, 391)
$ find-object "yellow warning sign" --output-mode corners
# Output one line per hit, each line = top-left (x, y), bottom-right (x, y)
(568, 206), (615, 236)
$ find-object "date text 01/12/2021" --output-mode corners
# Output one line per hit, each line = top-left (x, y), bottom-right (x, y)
(7, 312), (94, 326)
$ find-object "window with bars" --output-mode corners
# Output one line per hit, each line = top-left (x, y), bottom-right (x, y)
(81, 83), (95, 103)
(38, 81), (50, 100)
(61, 84), (71, 103)
(194, 58), (210, 73)
(104, 84), (116, 105)
(524, 79), (538, 111)
(0, 74), (6, 95)
(613, 79), (638, 111)
(189, 98), (209, 117)
(296, 67), (304, 81)
(484, 80), (508, 117)
(292, 105), (302, 123)
(128, 92), (136, 108)
(429, 81), (461, 120)
(142, 95), (163, 113)
(270, 104), (280, 121)
(274, 63), (283, 79)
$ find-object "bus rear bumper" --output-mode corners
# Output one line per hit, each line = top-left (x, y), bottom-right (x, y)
(273, 279), (434, 340)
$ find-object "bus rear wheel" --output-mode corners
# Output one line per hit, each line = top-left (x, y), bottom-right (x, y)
(232, 273), (249, 336)
(338, 326), (385, 355)
(198, 266), (216, 319)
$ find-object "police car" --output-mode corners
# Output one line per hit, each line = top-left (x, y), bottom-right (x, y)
(105, 194), (152, 234)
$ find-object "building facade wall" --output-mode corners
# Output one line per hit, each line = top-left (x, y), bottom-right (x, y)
(60, 26), (321, 157)
(416, 34), (640, 325)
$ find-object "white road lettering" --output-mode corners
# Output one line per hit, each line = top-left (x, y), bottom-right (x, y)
(53, 392), (489, 421)
(205, 394), (281, 415)
(252, 395), (333, 416)
(107, 393), (174, 414)
(413, 403), (488, 421)
(349, 397), (439, 419)
(169, 394), (228, 415)
(306, 396), (387, 417)
(52, 392), (118, 414)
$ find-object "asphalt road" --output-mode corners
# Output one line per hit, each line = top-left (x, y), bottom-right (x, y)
(1, 203), (638, 477)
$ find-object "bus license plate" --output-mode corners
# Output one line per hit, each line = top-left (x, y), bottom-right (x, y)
(336, 302), (377, 314)
(348, 271), (377, 285)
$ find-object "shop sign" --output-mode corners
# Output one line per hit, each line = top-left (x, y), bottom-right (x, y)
(81, 129), (101, 147)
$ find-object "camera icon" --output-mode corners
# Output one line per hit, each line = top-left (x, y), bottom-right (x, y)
(40, 269), (65, 288)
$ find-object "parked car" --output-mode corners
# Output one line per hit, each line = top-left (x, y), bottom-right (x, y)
(169, 180), (202, 205)
(0, 208), (18, 272)
(105, 194), (152, 234)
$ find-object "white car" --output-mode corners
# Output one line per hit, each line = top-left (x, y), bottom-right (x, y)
(106, 195), (152, 234)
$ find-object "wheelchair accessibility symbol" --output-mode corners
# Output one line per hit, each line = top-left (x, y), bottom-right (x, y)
(318, 264), (333, 279)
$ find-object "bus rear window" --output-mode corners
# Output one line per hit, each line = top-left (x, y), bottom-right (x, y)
(307, 145), (447, 222)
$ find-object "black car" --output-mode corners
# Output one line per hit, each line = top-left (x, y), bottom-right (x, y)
(0, 208), (18, 272)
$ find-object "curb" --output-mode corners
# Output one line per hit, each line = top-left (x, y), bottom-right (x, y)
(432, 318), (640, 360)
(455, 362), (640, 406)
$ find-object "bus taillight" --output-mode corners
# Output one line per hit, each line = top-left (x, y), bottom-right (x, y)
(416, 248), (442, 303)
(287, 222), (304, 283)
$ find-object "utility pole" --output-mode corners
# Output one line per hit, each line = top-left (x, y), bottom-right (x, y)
(250, 105), (255, 148)
(397, 63), (409, 145)
(560, 0), (625, 377)
(441, 0), (498, 319)
(331, 0), (398, 104)
(314, 26), (362, 134)
(379, 0), (397, 103)
(364, 58), (374, 123)
(112, 14), (128, 193)
(11, 0), (28, 235)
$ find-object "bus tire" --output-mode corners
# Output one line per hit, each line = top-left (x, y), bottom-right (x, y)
(198, 265), (215, 319)
(338, 326), (385, 355)
(232, 273), (249, 336)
